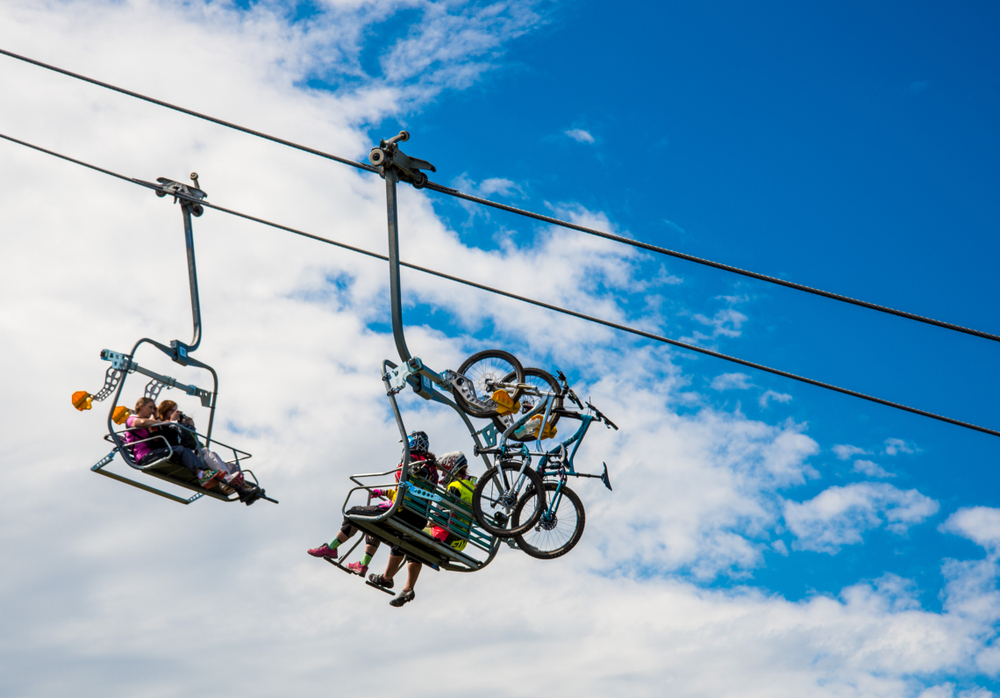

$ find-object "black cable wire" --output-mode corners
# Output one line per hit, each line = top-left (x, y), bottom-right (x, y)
(0, 133), (159, 191)
(423, 182), (1000, 343)
(3, 46), (998, 344)
(0, 47), (378, 175)
(2, 130), (996, 438)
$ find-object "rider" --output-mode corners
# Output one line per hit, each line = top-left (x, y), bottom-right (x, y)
(307, 431), (438, 578)
(428, 451), (477, 552)
(123, 397), (222, 489)
(154, 399), (260, 502)
(369, 451), (476, 609)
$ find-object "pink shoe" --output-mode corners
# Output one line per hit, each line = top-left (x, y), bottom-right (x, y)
(346, 562), (369, 576)
(307, 544), (338, 559)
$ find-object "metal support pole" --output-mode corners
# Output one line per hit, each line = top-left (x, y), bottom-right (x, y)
(180, 201), (202, 352)
(385, 168), (411, 363)
(155, 176), (207, 360)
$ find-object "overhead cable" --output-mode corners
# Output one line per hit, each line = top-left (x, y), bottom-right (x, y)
(2, 46), (998, 344)
(0, 47), (377, 175)
(2, 131), (997, 439)
(422, 182), (1000, 344)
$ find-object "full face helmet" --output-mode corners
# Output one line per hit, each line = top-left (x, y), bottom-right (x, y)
(437, 451), (468, 476)
(407, 430), (429, 454)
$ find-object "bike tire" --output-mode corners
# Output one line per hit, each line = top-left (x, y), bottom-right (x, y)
(453, 350), (525, 419)
(492, 367), (564, 440)
(472, 461), (545, 537)
(513, 482), (586, 560)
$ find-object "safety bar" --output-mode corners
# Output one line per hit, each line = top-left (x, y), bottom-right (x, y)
(100, 349), (213, 407)
(105, 338), (220, 443)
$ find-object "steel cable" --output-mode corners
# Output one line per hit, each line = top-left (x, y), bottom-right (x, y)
(2, 46), (998, 344)
(2, 130), (996, 438)
(423, 182), (1000, 343)
(0, 47), (378, 175)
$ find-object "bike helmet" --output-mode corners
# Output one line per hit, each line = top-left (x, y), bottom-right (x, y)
(407, 431), (429, 454)
(438, 451), (468, 475)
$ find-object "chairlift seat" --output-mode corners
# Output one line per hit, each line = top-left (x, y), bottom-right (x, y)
(115, 434), (238, 503)
(344, 475), (498, 572)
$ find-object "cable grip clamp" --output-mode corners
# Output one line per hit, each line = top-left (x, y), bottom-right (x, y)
(368, 131), (437, 189)
(154, 176), (207, 216)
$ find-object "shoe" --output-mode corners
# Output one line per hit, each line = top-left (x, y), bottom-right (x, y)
(218, 483), (235, 495)
(307, 544), (338, 559)
(347, 562), (368, 576)
(198, 469), (223, 489)
(389, 588), (415, 607)
(225, 471), (245, 487)
(368, 573), (394, 590)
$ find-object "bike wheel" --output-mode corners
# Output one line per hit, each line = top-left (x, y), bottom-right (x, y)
(472, 461), (545, 537)
(454, 350), (525, 419)
(493, 367), (563, 440)
(513, 482), (586, 560)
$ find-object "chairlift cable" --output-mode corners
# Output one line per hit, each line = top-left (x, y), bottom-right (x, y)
(422, 181), (1000, 344)
(3, 131), (996, 439)
(0, 47), (377, 175)
(0, 132), (158, 190)
(2, 46), (998, 344)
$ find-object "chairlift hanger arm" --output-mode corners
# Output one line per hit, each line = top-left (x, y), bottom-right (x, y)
(369, 132), (437, 364)
(154, 175), (207, 357)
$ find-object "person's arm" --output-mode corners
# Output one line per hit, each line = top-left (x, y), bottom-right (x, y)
(128, 417), (164, 429)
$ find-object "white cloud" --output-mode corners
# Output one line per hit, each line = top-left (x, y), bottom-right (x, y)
(941, 507), (1000, 554)
(833, 444), (868, 460)
(884, 438), (916, 455)
(692, 307), (748, 338)
(852, 459), (895, 478)
(711, 372), (753, 391)
(376, 0), (547, 103)
(565, 128), (595, 143)
(587, 389), (821, 579)
(759, 390), (792, 408)
(784, 483), (939, 553)
(918, 685), (958, 698)
(477, 177), (523, 197)
(452, 173), (524, 199)
(2, 3), (999, 698)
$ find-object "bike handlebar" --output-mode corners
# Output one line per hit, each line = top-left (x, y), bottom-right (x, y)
(586, 401), (619, 431)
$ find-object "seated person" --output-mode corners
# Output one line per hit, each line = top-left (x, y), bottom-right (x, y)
(123, 397), (222, 489)
(370, 451), (478, 609)
(155, 400), (258, 501)
(427, 451), (477, 552)
(308, 431), (438, 580)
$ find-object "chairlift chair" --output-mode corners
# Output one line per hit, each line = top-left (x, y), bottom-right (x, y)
(76, 176), (275, 505)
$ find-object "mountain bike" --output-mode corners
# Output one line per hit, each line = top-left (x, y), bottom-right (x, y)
(470, 367), (616, 551)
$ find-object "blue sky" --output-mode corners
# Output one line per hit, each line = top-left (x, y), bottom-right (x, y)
(1, 1), (1000, 696)
(370, 0), (1000, 597)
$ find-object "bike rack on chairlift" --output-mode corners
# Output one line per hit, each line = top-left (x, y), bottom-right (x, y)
(85, 176), (274, 505)
(333, 132), (510, 574)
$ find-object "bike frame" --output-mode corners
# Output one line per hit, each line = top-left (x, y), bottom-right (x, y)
(483, 384), (609, 519)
